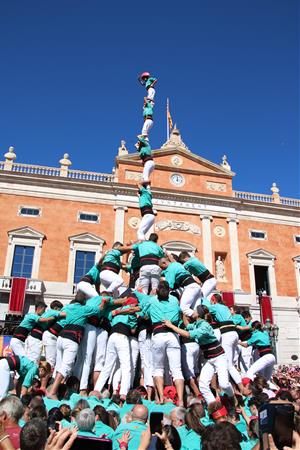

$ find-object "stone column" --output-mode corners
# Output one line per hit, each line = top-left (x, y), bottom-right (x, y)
(200, 215), (213, 272)
(114, 206), (128, 243)
(227, 218), (242, 290)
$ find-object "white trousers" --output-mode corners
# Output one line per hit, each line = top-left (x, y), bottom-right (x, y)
(137, 214), (155, 241)
(221, 331), (242, 385)
(73, 323), (96, 390)
(111, 336), (139, 390)
(147, 87), (155, 102)
(139, 265), (161, 294)
(247, 354), (276, 381)
(181, 341), (200, 380)
(201, 277), (217, 298)
(25, 336), (42, 364)
(10, 338), (25, 357)
(141, 119), (153, 137)
(138, 329), (153, 387)
(77, 281), (98, 299)
(180, 283), (202, 317)
(100, 270), (127, 297)
(213, 328), (221, 342)
(143, 161), (155, 182)
(94, 328), (108, 372)
(0, 359), (11, 401)
(241, 345), (253, 373)
(55, 337), (78, 378)
(94, 333), (131, 396)
(42, 331), (57, 368)
(199, 353), (234, 405)
(151, 332), (183, 380)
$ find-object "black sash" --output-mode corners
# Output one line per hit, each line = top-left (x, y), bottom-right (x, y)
(258, 346), (273, 357)
(140, 254), (160, 267)
(140, 206), (154, 217)
(200, 341), (225, 359)
(6, 355), (20, 371)
(100, 262), (120, 274)
(219, 321), (236, 334)
(198, 270), (214, 283)
(110, 323), (131, 337)
(60, 325), (84, 344)
(13, 326), (29, 342)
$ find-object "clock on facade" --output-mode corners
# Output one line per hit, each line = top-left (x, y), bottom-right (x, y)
(170, 173), (185, 187)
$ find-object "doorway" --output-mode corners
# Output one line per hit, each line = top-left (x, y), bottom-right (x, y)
(254, 265), (270, 295)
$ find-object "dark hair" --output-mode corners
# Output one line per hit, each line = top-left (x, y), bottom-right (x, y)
(156, 425), (181, 450)
(71, 294), (86, 305)
(276, 390), (293, 402)
(107, 410), (120, 430)
(20, 418), (48, 450)
(251, 321), (262, 331)
(57, 383), (69, 400)
(29, 405), (48, 421)
(212, 293), (223, 304)
(149, 233), (158, 243)
(202, 422), (243, 450)
(241, 310), (251, 319)
(171, 253), (179, 262)
(21, 394), (32, 408)
(35, 301), (46, 310)
(93, 405), (110, 425)
(113, 241), (123, 248)
(157, 281), (170, 301)
(126, 389), (142, 405)
(231, 305), (241, 314)
(29, 396), (45, 410)
(185, 404), (205, 436)
(66, 376), (80, 391)
(50, 300), (63, 310)
(178, 251), (190, 263)
(47, 407), (63, 430)
(249, 417), (259, 439)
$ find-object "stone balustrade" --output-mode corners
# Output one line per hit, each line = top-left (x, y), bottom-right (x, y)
(234, 190), (300, 207)
(11, 163), (60, 177)
(67, 168), (114, 182)
(0, 276), (45, 295)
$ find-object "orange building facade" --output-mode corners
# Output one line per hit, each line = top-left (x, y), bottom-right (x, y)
(0, 128), (299, 363)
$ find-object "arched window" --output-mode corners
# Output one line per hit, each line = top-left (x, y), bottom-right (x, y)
(162, 240), (197, 256)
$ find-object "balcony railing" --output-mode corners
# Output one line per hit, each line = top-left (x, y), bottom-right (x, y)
(234, 191), (300, 207)
(0, 277), (45, 295)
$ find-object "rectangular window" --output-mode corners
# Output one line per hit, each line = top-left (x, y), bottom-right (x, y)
(78, 212), (99, 223)
(11, 245), (35, 278)
(19, 207), (40, 217)
(250, 230), (266, 240)
(294, 235), (300, 244)
(74, 250), (96, 284)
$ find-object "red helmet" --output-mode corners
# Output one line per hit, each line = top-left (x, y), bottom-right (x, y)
(138, 71), (150, 85)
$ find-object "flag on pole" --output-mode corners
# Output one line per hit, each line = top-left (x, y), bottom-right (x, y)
(167, 98), (173, 139)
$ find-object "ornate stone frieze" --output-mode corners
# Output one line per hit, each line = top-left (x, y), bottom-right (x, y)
(155, 220), (201, 235)
(206, 181), (227, 192)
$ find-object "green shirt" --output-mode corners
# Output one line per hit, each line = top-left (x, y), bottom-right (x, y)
(143, 101), (153, 117)
(137, 137), (152, 159)
(38, 309), (61, 331)
(161, 262), (191, 289)
(201, 299), (233, 322)
(247, 330), (270, 347)
(113, 420), (148, 450)
(180, 428), (202, 450)
(183, 257), (207, 277)
(132, 241), (164, 259)
(145, 295), (181, 325)
(109, 305), (138, 329)
(138, 186), (153, 209)
(188, 319), (218, 346)
(232, 314), (247, 327)
(145, 77), (157, 89)
(19, 313), (39, 330)
(19, 356), (38, 388)
(85, 264), (100, 284)
(57, 302), (100, 328)
(102, 249), (122, 269)
(95, 421), (114, 439)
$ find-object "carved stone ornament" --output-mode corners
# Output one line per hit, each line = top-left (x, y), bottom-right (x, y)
(128, 217), (141, 229)
(206, 181), (227, 192)
(155, 220), (201, 235)
(171, 155), (183, 166)
(214, 226), (226, 237)
(125, 171), (143, 181)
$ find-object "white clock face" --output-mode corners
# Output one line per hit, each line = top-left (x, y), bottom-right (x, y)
(170, 173), (185, 187)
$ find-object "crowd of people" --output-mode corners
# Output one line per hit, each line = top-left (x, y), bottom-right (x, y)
(0, 72), (299, 449)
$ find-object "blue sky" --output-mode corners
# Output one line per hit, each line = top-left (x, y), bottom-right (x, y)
(0, 0), (299, 197)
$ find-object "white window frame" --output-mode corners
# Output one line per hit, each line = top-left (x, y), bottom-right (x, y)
(4, 227), (45, 279)
(77, 211), (100, 224)
(67, 233), (105, 285)
(247, 248), (277, 297)
(249, 229), (267, 240)
(18, 206), (41, 217)
(162, 240), (196, 256)
(294, 235), (300, 245)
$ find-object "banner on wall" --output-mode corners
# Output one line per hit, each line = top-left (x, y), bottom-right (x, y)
(0, 336), (13, 357)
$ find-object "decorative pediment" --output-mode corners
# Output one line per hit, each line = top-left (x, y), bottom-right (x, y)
(8, 226), (45, 241)
(246, 248), (276, 260)
(69, 232), (105, 245)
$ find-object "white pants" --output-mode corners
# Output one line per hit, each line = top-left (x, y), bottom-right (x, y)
(77, 281), (98, 299)
(138, 329), (153, 387)
(180, 283), (202, 317)
(55, 337), (78, 378)
(147, 87), (155, 102)
(247, 354), (276, 381)
(25, 336), (42, 364)
(94, 333), (131, 396)
(0, 359), (11, 401)
(142, 119), (153, 137)
(10, 338), (25, 357)
(137, 214), (155, 241)
(241, 345), (253, 373)
(181, 341), (200, 380)
(112, 336), (139, 389)
(42, 331), (57, 368)
(213, 328), (221, 342)
(143, 160), (155, 182)
(151, 332), (183, 380)
(100, 270), (127, 297)
(73, 323), (96, 390)
(94, 328), (108, 372)
(221, 331), (242, 385)
(201, 277), (217, 298)
(139, 265), (161, 294)
(199, 353), (234, 405)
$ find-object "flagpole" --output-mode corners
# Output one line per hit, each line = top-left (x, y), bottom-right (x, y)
(167, 98), (169, 140)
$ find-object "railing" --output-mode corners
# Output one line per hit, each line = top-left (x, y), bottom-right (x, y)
(67, 168), (114, 182)
(0, 162), (5, 170)
(11, 163), (60, 177)
(234, 191), (300, 207)
(0, 277), (45, 294)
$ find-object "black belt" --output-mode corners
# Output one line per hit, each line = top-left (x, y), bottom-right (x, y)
(110, 323), (131, 337)
(140, 254), (160, 267)
(6, 355), (20, 372)
(210, 322), (219, 329)
(152, 323), (174, 335)
(140, 206), (154, 217)
(13, 326), (29, 342)
(60, 325), (84, 344)
(144, 115), (153, 120)
(198, 270), (214, 283)
(100, 262), (120, 274)
(31, 327), (44, 340)
(175, 275), (194, 289)
(88, 316), (101, 327)
(219, 321), (236, 334)
(80, 274), (94, 284)
(49, 323), (63, 337)
(258, 346), (273, 356)
(200, 341), (225, 360)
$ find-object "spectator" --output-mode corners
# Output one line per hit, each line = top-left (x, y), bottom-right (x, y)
(0, 396), (24, 449)
(20, 418), (48, 450)
(75, 408), (97, 437)
(113, 404), (148, 450)
(202, 422), (243, 450)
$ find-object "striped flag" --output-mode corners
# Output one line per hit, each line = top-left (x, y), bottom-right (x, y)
(167, 98), (173, 138)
